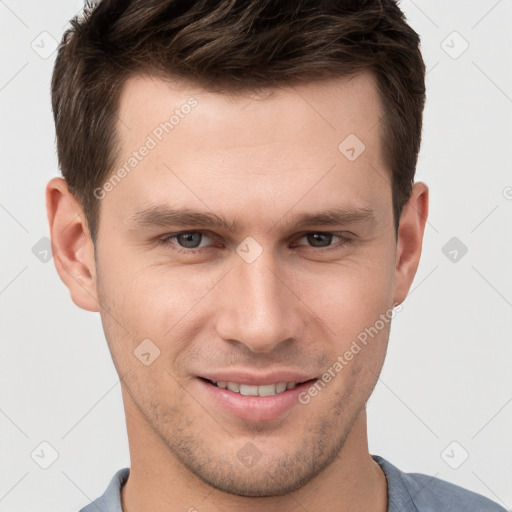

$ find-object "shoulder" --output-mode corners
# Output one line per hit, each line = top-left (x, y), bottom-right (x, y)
(78, 468), (129, 512)
(401, 471), (508, 512)
(372, 455), (508, 512)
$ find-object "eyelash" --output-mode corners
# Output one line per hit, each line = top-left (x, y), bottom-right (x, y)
(158, 230), (353, 255)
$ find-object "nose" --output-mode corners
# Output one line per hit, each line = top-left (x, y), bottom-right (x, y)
(214, 249), (303, 353)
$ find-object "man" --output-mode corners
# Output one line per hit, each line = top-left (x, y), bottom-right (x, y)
(46, 1), (506, 511)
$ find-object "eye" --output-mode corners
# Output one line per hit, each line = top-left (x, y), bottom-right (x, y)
(158, 230), (352, 255)
(292, 232), (351, 249)
(159, 231), (214, 252)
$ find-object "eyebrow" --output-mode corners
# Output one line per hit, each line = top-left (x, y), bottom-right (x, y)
(126, 205), (375, 232)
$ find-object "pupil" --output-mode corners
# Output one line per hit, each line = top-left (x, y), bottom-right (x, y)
(177, 232), (202, 248)
(308, 233), (332, 247)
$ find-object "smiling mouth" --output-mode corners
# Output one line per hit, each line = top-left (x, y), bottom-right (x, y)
(200, 377), (315, 397)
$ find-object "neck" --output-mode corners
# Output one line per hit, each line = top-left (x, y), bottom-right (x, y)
(121, 392), (387, 512)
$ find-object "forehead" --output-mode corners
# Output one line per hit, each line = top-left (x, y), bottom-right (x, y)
(105, 72), (390, 230)
(116, 72), (384, 149)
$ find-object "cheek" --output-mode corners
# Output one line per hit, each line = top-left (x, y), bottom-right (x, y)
(298, 254), (395, 341)
(96, 256), (224, 353)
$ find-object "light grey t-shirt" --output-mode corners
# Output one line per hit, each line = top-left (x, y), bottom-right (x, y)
(79, 455), (508, 512)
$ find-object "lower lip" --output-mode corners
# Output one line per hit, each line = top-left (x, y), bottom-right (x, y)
(197, 378), (315, 422)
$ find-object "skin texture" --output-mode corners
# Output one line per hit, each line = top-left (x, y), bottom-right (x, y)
(46, 72), (428, 512)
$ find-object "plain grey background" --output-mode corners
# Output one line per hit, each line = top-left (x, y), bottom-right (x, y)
(1, 1), (511, 510)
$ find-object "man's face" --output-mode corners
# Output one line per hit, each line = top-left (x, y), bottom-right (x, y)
(94, 72), (399, 496)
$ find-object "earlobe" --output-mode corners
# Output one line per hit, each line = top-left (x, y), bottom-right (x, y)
(46, 177), (100, 312)
(393, 182), (429, 306)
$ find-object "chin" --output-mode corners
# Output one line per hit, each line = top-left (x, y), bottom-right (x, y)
(193, 467), (314, 497)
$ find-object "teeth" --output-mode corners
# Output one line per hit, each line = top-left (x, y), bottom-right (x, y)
(276, 382), (287, 393)
(239, 384), (259, 396)
(227, 382), (240, 392)
(216, 381), (298, 395)
(257, 384), (276, 397)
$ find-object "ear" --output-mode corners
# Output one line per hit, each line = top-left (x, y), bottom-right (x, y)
(46, 177), (99, 312)
(393, 181), (429, 306)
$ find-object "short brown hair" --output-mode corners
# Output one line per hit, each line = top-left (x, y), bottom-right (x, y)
(51, 0), (426, 243)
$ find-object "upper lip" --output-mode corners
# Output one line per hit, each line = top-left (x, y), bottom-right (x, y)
(198, 370), (316, 386)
